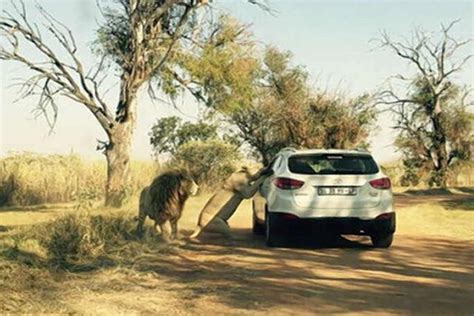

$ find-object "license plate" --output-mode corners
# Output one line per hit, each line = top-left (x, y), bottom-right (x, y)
(317, 187), (357, 195)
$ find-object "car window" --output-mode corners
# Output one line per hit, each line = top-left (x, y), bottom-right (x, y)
(288, 154), (379, 175)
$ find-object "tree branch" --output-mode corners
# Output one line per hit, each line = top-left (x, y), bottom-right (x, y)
(0, 0), (112, 132)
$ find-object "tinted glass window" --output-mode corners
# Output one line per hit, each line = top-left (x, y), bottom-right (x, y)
(288, 154), (379, 175)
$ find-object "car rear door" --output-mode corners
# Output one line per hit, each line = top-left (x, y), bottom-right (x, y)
(259, 155), (281, 198)
(254, 156), (282, 221)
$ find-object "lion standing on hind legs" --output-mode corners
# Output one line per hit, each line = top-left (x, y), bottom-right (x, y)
(189, 165), (273, 240)
(135, 169), (199, 241)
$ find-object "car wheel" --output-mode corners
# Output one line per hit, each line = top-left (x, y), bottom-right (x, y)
(370, 233), (394, 248)
(252, 209), (265, 235)
(266, 212), (283, 247)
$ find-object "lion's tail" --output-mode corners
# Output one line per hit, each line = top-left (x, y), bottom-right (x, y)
(135, 187), (149, 236)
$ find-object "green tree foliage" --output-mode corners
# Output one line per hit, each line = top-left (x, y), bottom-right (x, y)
(379, 21), (473, 187)
(140, 17), (375, 166)
(149, 117), (218, 155)
(171, 139), (241, 189)
(190, 41), (376, 164)
(149, 116), (241, 189)
(163, 15), (261, 111)
(307, 93), (375, 149)
(395, 81), (473, 187)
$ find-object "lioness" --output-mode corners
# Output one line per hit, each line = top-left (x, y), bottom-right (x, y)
(136, 169), (199, 240)
(190, 165), (273, 239)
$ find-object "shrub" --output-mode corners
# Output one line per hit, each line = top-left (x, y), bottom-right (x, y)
(171, 139), (241, 190)
(40, 214), (96, 262)
(0, 211), (174, 270)
(39, 213), (137, 263)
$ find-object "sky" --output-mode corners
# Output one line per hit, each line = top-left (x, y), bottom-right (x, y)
(1, 0), (473, 163)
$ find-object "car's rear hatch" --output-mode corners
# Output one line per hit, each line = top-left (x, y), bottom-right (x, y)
(288, 153), (382, 210)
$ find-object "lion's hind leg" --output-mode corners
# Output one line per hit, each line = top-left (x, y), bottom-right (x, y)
(189, 227), (201, 240)
(206, 218), (234, 238)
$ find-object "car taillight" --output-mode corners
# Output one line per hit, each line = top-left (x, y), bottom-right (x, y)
(281, 213), (299, 220)
(376, 213), (394, 220)
(369, 177), (391, 190)
(273, 177), (305, 190)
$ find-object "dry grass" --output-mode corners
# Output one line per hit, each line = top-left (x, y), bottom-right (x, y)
(393, 187), (474, 240)
(0, 152), (159, 207)
(1, 152), (471, 208)
(0, 193), (213, 313)
(396, 199), (474, 240)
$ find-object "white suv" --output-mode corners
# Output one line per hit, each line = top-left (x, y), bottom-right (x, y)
(252, 148), (395, 248)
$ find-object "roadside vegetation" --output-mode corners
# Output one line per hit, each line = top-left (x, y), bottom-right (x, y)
(0, 153), (158, 207)
(1, 153), (472, 208)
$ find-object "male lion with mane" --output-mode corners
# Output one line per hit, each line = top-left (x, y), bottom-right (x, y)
(136, 169), (198, 240)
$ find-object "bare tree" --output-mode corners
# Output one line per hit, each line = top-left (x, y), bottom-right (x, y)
(0, 0), (262, 206)
(377, 20), (473, 187)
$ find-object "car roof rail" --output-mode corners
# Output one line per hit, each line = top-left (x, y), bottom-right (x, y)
(279, 147), (297, 153)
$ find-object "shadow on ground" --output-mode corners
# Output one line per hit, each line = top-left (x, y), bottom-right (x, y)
(394, 192), (473, 209)
(402, 188), (454, 196)
(1, 226), (473, 314)
(439, 198), (474, 211)
(128, 228), (474, 314)
(0, 204), (75, 213)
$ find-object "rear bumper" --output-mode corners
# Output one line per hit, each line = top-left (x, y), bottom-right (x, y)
(266, 191), (394, 220)
(269, 212), (396, 235)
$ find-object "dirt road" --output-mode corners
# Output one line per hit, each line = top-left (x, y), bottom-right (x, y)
(2, 193), (473, 314)
(62, 194), (474, 315)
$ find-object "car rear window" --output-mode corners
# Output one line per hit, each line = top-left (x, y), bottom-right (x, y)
(288, 154), (379, 175)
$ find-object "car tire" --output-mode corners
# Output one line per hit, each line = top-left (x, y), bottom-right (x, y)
(252, 210), (265, 235)
(266, 212), (283, 247)
(370, 233), (394, 248)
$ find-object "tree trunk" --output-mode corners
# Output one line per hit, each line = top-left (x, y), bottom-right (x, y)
(104, 94), (137, 207)
(431, 112), (449, 188)
(437, 166), (449, 188)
